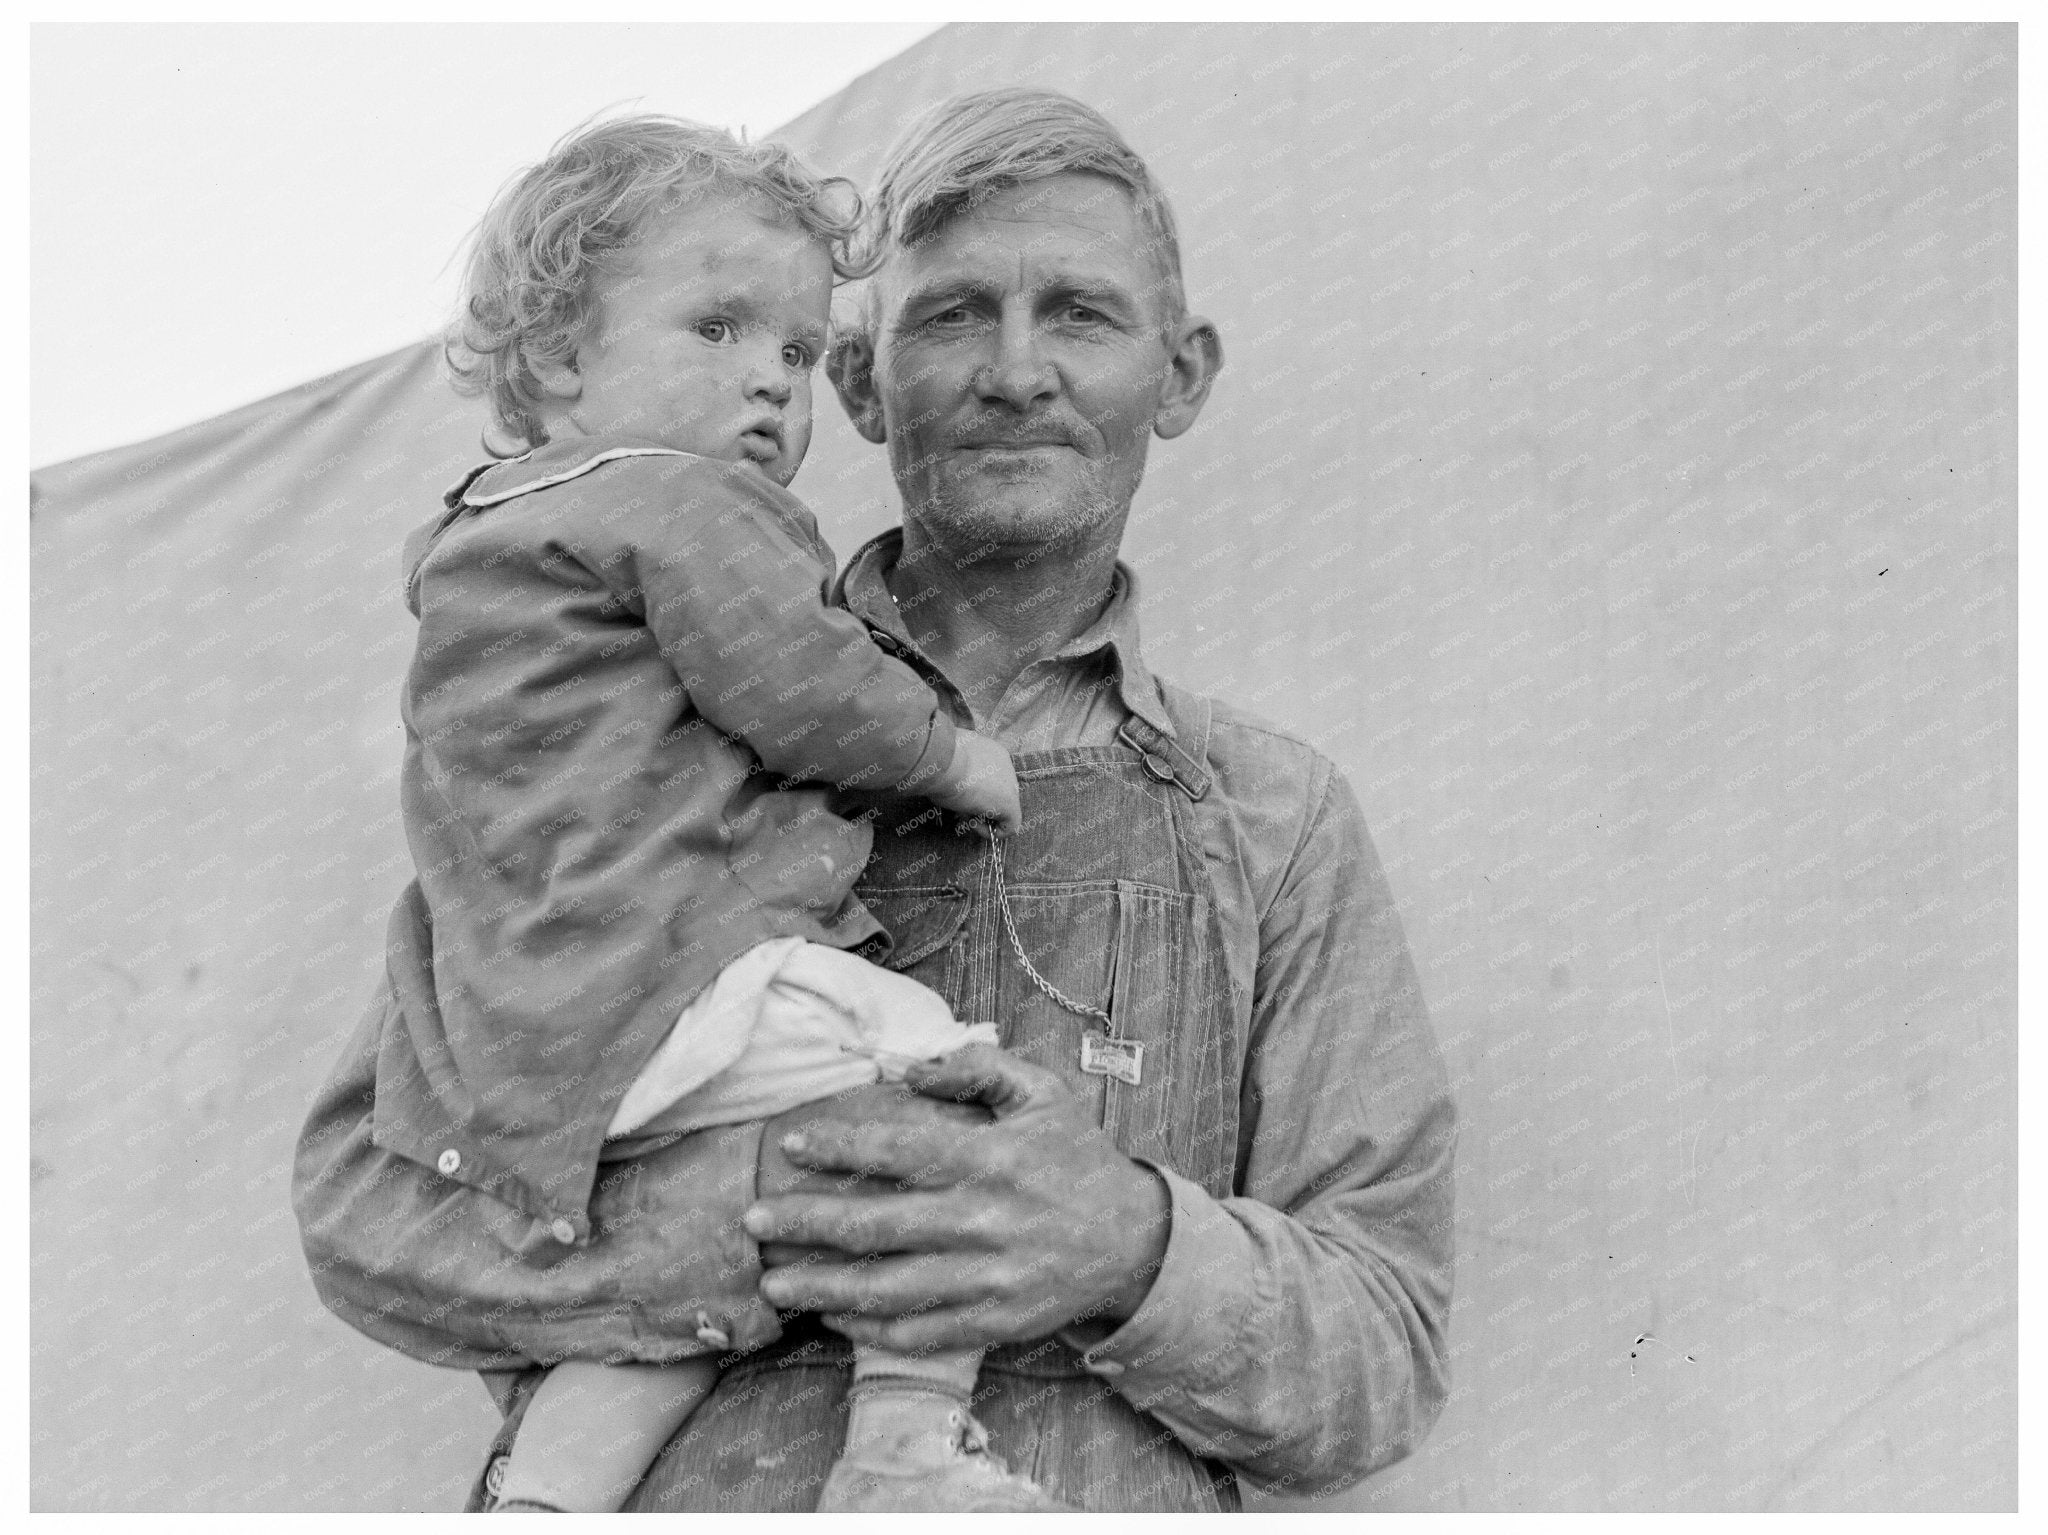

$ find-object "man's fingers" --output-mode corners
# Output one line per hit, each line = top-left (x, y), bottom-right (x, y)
(762, 1248), (999, 1320)
(903, 1042), (1062, 1117)
(747, 1191), (968, 1257)
(773, 1113), (980, 1185)
(757, 1085), (984, 1198)
(756, 1239), (846, 1270)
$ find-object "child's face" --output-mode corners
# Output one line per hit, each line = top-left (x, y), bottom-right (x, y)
(544, 196), (833, 485)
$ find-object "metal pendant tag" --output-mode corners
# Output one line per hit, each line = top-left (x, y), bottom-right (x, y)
(1080, 1033), (1144, 1086)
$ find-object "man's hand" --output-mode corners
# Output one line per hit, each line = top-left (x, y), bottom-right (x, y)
(744, 1043), (1171, 1353)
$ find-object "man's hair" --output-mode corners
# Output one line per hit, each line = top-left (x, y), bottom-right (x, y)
(856, 88), (1187, 327)
(447, 114), (872, 449)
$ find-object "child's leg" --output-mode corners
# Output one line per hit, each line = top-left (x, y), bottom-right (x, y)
(492, 1357), (718, 1512)
(849, 1341), (982, 1401)
(839, 1342), (985, 1468)
(821, 1343), (1067, 1510)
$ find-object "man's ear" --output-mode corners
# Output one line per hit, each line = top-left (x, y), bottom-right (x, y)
(1153, 315), (1225, 441)
(828, 328), (887, 445)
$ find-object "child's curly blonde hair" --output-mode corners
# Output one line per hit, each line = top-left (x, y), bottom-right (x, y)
(447, 114), (871, 452)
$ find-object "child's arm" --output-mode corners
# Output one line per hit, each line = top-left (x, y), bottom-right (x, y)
(922, 727), (1021, 831)
(576, 457), (959, 797)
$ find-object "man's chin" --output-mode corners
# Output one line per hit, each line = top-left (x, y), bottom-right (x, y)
(915, 474), (1122, 555)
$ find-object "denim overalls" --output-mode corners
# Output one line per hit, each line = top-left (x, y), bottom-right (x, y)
(467, 681), (1248, 1511)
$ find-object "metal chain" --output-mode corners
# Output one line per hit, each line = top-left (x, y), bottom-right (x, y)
(982, 827), (1114, 1030)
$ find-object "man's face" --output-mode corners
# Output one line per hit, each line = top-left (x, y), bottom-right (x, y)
(862, 173), (1184, 553)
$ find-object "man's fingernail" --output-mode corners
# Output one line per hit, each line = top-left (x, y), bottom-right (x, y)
(780, 1132), (807, 1155)
(761, 1277), (791, 1305)
(742, 1207), (770, 1236)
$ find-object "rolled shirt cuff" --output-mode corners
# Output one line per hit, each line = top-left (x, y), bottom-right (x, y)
(1057, 1160), (1260, 1409)
(534, 1115), (783, 1359)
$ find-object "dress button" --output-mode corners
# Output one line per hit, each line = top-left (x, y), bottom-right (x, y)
(436, 1148), (462, 1176)
(1140, 752), (1177, 785)
(550, 1218), (577, 1245)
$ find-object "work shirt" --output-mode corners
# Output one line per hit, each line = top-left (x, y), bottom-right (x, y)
(294, 528), (1456, 1500)
(373, 439), (956, 1248)
(890, 561), (1166, 751)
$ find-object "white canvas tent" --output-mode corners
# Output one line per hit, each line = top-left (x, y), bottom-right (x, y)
(32, 23), (2016, 1511)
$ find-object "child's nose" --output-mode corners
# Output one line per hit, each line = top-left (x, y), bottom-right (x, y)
(744, 350), (793, 406)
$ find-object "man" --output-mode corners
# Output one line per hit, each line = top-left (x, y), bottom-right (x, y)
(294, 88), (1455, 1512)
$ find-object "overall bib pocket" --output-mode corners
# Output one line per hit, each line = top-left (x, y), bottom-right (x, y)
(852, 882), (971, 1010)
(987, 879), (1120, 1125)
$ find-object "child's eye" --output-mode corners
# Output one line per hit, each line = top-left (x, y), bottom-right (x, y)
(781, 342), (813, 369)
(695, 319), (736, 344)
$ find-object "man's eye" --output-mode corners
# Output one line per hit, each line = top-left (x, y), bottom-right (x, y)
(928, 306), (977, 327)
(696, 319), (736, 344)
(1063, 303), (1104, 324)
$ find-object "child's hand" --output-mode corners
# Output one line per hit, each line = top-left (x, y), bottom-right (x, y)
(930, 729), (1022, 833)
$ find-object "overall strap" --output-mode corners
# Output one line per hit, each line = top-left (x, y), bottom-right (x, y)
(1115, 679), (1213, 802)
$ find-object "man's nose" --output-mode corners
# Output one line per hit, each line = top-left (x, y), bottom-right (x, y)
(973, 312), (1058, 410)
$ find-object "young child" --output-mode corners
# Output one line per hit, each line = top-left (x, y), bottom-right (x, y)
(377, 115), (1062, 1512)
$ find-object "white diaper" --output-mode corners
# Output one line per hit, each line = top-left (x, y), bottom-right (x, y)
(607, 938), (995, 1139)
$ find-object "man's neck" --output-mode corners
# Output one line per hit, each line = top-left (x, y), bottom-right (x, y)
(887, 524), (1124, 721)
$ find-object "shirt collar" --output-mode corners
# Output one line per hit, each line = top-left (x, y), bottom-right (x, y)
(836, 528), (1176, 740)
(442, 435), (695, 510)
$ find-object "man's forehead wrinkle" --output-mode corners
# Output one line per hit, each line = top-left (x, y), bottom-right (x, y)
(903, 247), (1141, 296)
(975, 208), (1129, 245)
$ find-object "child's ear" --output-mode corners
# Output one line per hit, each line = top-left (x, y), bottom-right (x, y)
(827, 329), (886, 445)
(528, 346), (584, 403)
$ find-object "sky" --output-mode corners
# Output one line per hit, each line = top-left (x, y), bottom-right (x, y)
(29, 23), (943, 467)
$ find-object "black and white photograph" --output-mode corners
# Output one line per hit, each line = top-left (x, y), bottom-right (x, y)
(29, 17), (2022, 1514)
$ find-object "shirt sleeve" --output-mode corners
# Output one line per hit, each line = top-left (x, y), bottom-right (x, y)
(1058, 766), (1457, 1495)
(291, 973), (785, 1370)
(566, 456), (956, 793)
